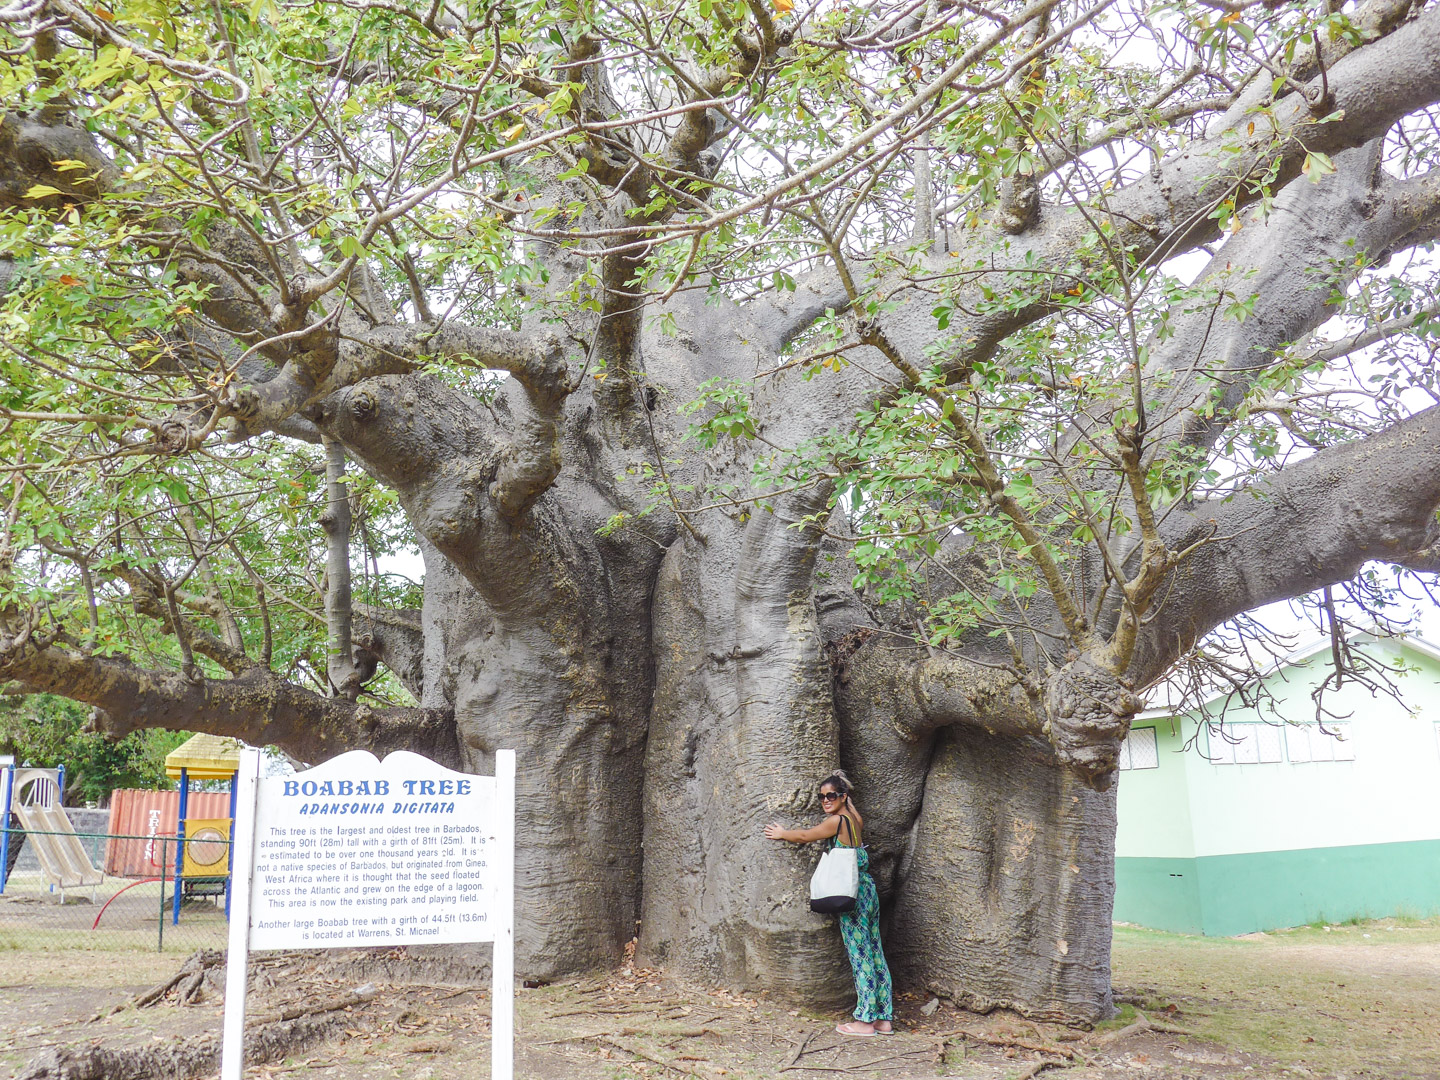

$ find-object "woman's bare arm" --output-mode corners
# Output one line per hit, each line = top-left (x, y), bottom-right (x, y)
(764, 815), (842, 844)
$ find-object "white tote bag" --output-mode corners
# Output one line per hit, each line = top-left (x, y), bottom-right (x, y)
(809, 817), (860, 914)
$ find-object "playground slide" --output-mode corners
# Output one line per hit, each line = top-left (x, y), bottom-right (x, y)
(11, 770), (104, 900)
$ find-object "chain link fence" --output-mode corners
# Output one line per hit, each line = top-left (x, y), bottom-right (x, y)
(0, 828), (231, 954)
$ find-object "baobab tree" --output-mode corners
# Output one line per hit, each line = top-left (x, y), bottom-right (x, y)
(2, 0), (1439, 1023)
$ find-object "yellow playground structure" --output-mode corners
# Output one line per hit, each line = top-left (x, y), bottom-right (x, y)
(165, 733), (241, 923)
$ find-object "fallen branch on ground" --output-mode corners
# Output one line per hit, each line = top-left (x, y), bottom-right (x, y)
(781, 1029), (822, 1069)
(246, 984), (379, 1026)
(777, 1062), (922, 1074)
(546, 1005), (663, 1018)
(435, 986), (485, 1001)
(933, 1027), (1077, 1059)
(593, 1034), (725, 1078)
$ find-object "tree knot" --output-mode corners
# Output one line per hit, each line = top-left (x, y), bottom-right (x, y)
(1043, 660), (1142, 792)
(853, 316), (883, 346)
(348, 387), (379, 421)
(526, 333), (573, 406)
(156, 418), (193, 455)
(226, 384), (261, 423)
(996, 173), (1040, 235)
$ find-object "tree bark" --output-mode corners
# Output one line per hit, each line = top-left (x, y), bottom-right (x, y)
(889, 727), (1116, 1023)
(320, 438), (362, 699)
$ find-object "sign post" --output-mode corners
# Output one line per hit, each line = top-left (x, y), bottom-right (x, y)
(221, 749), (260, 1080)
(222, 749), (516, 1079)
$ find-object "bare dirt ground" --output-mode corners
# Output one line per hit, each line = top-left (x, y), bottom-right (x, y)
(1, 918), (1437, 1080)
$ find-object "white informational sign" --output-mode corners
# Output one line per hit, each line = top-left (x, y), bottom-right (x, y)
(222, 748), (515, 1080)
(250, 751), (500, 949)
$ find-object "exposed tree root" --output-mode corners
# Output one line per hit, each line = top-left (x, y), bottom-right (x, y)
(1011, 1056), (1070, 1079)
(309, 944), (491, 987)
(98, 949), (225, 1019)
(32, 952), (386, 1080)
(1111, 987), (1163, 1008)
(16, 1011), (348, 1080)
(932, 1005), (1195, 1071)
(247, 983), (379, 1025)
(1092, 1010), (1194, 1049)
(96, 948), (328, 1024)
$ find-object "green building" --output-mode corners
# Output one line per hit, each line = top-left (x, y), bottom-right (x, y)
(1114, 635), (1440, 936)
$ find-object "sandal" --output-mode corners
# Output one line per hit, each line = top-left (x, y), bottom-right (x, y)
(874, 1022), (895, 1035)
(835, 1021), (877, 1037)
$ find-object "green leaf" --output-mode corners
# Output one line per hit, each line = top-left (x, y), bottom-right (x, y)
(1302, 151), (1336, 183)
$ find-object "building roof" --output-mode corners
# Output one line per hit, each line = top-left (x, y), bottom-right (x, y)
(164, 733), (243, 780)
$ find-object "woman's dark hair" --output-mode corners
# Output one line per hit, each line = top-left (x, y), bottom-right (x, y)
(818, 770), (853, 797)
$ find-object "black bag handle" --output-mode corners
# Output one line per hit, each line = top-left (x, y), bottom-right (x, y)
(834, 812), (855, 848)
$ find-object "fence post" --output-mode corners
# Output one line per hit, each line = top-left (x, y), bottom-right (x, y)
(225, 767), (239, 920)
(0, 756), (13, 896)
(158, 837), (167, 953)
(173, 768), (188, 926)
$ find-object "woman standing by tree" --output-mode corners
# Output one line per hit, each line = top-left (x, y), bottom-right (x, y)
(766, 772), (894, 1036)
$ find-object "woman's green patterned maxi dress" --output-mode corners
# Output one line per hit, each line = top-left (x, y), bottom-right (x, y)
(837, 843), (893, 1023)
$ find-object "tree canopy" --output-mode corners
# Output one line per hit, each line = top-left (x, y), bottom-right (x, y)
(1, 0), (1439, 1022)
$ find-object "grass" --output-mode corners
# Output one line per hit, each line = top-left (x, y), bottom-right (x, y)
(0, 875), (228, 991)
(1111, 917), (1440, 1078)
(0, 871), (229, 955)
(0, 927), (223, 952)
(0, 946), (185, 987)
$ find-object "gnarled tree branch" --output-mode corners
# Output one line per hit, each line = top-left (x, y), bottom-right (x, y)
(0, 635), (456, 766)
(1135, 405), (1440, 685)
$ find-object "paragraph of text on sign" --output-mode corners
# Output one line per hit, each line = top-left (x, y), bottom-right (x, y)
(247, 756), (499, 951)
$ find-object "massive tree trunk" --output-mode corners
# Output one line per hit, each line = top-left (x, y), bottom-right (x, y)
(889, 730), (1117, 1020)
(641, 508), (854, 1002)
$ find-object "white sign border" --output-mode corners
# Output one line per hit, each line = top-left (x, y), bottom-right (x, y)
(221, 748), (515, 1080)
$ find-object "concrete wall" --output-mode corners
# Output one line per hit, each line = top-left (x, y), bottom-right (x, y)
(1114, 637), (1440, 934)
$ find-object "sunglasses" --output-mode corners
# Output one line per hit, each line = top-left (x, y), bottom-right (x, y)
(819, 791), (842, 802)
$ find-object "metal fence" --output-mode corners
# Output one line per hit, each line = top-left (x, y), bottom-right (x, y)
(0, 829), (231, 954)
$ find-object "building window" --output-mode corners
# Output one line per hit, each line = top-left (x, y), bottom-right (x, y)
(1255, 725), (1285, 763)
(1285, 722), (1354, 763)
(1119, 727), (1159, 771)
(1206, 723), (1285, 765)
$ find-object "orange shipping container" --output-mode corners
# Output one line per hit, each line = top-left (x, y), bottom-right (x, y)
(105, 789), (232, 878)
